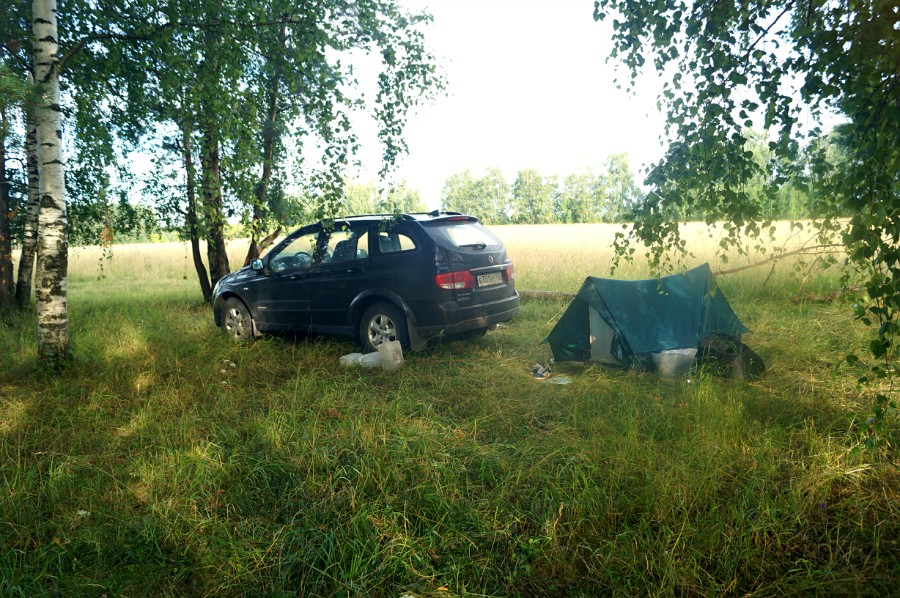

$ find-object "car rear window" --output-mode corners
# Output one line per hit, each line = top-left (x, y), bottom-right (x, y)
(425, 222), (502, 250)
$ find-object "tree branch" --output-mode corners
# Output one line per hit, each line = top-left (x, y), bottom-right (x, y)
(742, 2), (795, 65)
(58, 17), (319, 73)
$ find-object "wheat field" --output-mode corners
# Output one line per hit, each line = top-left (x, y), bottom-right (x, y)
(59, 221), (844, 301)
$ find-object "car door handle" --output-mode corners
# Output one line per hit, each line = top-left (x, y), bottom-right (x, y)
(344, 267), (362, 274)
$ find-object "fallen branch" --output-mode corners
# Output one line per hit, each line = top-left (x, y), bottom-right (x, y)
(520, 290), (575, 300)
(791, 285), (862, 303)
(713, 244), (843, 277)
(518, 242), (845, 301)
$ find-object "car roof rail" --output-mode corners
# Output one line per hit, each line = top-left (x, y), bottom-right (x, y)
(334, 211), (476, 223)
(400, 210), (474, 220)
(424, 210), (463, 217)
(333, 213), (417, 221)
(425, 210), (478, 221)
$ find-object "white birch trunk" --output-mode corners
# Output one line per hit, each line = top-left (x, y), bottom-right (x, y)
(32, 0), (69, 361)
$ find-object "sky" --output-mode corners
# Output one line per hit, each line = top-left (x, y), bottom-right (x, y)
(350, 0), (668, 209)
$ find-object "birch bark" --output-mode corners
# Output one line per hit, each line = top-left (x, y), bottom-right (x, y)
(244, 21), (287, 267)
(201, 120), (229, 287)
(32, 0), (69, 361)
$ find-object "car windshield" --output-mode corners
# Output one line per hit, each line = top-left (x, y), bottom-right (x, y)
(426, 222), (501, 250)
(268, 230), (320, 272)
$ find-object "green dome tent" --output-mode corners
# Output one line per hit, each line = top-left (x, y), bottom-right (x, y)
(545, 263), (750, 371)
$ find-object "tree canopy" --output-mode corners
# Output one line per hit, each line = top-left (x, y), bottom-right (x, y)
(0, 0), (442, 363)
(1, 0), (442, 292)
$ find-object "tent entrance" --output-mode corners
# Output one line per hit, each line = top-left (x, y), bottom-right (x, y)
(589, 306), (623, 366)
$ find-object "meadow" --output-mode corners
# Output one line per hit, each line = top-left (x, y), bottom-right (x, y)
(1, 223), (897, 596)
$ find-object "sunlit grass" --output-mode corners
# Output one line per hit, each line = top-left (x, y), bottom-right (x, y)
(1, 222), (896, 596)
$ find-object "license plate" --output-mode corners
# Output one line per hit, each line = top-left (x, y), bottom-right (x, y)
(477, 272), (503, 287)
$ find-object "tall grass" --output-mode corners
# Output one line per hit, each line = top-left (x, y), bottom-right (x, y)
(1, 223), (896, 596)
(61, 221), (843, 299)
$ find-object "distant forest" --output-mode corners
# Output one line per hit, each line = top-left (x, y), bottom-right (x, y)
(32, 133), (838, 247)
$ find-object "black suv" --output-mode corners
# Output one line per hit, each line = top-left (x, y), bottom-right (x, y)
(212, 212), (519, 351)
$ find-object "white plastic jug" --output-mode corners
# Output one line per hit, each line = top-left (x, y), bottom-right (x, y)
(651, 348), (697, 378)
(377, 340), (404, 371)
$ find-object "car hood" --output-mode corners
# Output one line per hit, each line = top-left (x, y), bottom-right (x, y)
(215, 266), (254, 293)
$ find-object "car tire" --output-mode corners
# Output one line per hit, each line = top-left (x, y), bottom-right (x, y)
(222, 298), (254, 342)
(359, 302), (408, 352)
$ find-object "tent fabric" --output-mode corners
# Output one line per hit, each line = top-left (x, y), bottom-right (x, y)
(545, 263), (749, 365)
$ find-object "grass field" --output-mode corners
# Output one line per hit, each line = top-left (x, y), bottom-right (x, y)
(1, 223), (897, 596)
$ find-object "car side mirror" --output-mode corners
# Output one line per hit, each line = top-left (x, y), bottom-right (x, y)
(250, 258), (264, 272)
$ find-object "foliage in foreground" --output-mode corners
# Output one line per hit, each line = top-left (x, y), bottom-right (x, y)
(594, 0), (900, 450)
(1, 271), (898, 594)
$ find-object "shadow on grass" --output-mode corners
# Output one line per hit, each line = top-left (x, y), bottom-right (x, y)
(2, 292), (898, 595)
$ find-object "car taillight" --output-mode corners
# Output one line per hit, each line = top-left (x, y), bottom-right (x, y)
(435, 270), (474, 290)
(505, 263), (516, 282)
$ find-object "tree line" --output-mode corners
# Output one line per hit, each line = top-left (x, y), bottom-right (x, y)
(439, 154), (641, 225)
(439, 134), (835, 226)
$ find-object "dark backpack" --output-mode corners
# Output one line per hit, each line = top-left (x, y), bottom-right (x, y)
(697, 333), (765, 380)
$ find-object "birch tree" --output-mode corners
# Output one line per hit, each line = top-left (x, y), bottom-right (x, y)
(3, 0), (440, 364)
(32, 0), (68, 361)
(110, 0), (442, 299)
(4, 0), (140, 312)
(440, 170), (480, 217)
(557, 170), (597, 224)
(479, 167), (511, 224)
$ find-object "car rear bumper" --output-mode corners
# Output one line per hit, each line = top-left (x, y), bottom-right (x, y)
(413, 293), (520, 337)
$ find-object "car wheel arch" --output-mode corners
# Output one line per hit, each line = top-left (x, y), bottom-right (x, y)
(349, 291), (415, 330)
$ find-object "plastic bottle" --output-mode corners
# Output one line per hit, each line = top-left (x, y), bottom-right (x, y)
(340, 352), (382, 368)
(377, 340), (404, 371)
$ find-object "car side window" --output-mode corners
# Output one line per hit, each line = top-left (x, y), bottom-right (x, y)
(355, 232), (369, 259)
(268, 231), (320, 273)
(376, 231), (416, 254)
(323, 228), (369, 263)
